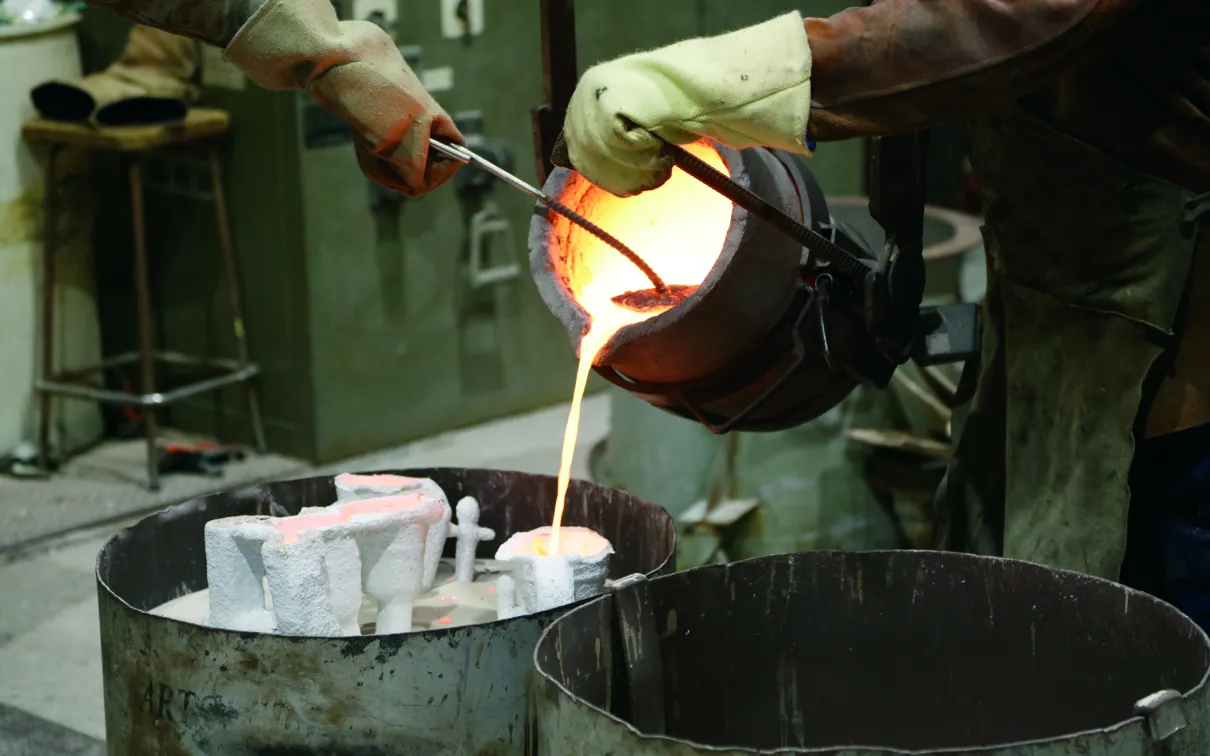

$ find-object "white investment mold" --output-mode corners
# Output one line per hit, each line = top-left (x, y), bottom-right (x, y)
(335, 473), (454, 592)
(203, 515), (280, 633)
(494, 526), (614, 619)
(202, 474), (497, 637)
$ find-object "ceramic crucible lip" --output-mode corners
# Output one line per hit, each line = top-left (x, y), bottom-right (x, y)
(530, 143), (806, 385)
(593, 146), (752, 365)
(529, 140), (750, 365)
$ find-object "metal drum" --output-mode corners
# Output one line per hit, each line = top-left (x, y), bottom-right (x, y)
(97, 468), (676, 755)
(534, 551), (1210, 755)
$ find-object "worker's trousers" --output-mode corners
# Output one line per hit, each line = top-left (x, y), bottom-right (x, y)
(1123, 422), (1210, 633)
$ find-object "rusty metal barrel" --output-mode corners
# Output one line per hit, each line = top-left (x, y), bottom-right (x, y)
(534, 551), (1210, 755)
(97, 468), (675, 755)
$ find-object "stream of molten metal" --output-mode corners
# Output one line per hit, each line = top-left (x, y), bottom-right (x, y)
(547, 141), (732, 554)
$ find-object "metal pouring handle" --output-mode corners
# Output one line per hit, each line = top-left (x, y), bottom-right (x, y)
(428, 138), (669, 295)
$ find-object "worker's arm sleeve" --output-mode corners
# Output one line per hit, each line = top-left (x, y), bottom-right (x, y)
(81, 0), (264, 46)
(82, 0), (460, 196)
(225, 0), (463, 196)
(805, 0), (1152, 141)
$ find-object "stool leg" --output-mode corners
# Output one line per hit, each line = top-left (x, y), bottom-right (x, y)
(207, 146), (267, 453)
(38, 145), (62, 471)
(129, 159), (160, 491)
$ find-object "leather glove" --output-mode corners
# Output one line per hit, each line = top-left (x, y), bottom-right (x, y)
(224, 0), (463, 197)
(563, 12), (813, 197)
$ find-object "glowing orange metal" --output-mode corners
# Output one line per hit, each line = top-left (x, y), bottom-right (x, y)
(547, 141), (732, 553)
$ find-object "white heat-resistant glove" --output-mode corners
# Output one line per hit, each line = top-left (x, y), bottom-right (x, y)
(563, 12), (813, 197)
(224, 0), (463, 197)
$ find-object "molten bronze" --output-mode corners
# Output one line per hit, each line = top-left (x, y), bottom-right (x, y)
(611, 285), (696, 312)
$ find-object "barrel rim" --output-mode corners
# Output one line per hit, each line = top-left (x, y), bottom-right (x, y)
(533, 549), (1210, 754)
(96, 467), (677, 642)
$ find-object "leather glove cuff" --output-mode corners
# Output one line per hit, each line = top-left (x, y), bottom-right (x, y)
(565, 12), (812, 197)
(224, 0), (462, 196)
(593, 11), (813, 154)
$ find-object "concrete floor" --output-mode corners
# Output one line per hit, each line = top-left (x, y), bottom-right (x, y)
(0, 393), (609, 752)
(0, 429), (306, 558)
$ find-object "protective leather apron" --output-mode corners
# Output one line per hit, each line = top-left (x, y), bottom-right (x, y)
(936, 104), (1210, 580)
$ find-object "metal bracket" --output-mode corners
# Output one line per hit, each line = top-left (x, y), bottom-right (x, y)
(468, 201), (520, 289)
(142, 154), (213, 202)
(531, 0), (578, 184)
(910, 303), (981, 366)
(1133, 689), (1188, 744)
(608, 573), (666, 735)
(1182, 191), (1210, 225)
(679, 498), (760, 528)
(866, 133), (929, 362)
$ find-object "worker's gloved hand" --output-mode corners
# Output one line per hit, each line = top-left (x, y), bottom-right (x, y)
(224, 0), (463, 197)
(563, 12), (813, 198)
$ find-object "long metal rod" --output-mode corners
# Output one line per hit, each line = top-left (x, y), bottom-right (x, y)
(532, 0), (578, 183)
(38, 145), (60, 470)
(38, 366), (261, 408)
(540, 0), (577, 127)
(52, 350), (250, 381)
(430, 139), (669, 295)
(129, 158), (162, 491)
(208, 145), (268, 453)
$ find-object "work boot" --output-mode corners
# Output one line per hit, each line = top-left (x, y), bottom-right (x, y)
(30, 24), (201, 127)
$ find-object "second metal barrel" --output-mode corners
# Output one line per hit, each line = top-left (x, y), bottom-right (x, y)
(535, 550), (1210, 754)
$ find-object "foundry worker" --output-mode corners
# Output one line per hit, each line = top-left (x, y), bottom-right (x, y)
(81, 0), (462, 196)
(560, 4), (1210, 628)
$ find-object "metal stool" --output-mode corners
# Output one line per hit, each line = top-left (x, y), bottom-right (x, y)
(23, 108), (266, 490)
